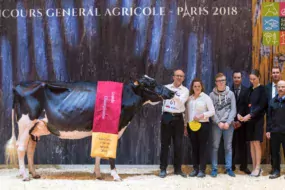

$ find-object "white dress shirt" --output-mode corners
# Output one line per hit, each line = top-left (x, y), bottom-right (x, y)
(162, 83), (189, 113)
(184, 92), (215, 123)
(272, 82), (277, 99)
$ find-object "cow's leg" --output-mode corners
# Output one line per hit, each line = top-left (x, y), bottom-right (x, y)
(109, 126), (128, 181)
(94, 157), (102, 179)
(17, 128), (31, 181)
(27, 139), (40, 179)
(27, 119), (49, 179)
(16, 114), (36, 181)
(110, 158), (121, 181)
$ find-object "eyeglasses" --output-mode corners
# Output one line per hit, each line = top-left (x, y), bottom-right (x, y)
(216, 79), (226, 83)
(174, 75), (185, 78)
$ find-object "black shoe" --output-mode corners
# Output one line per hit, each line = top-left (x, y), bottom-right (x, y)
(269, 171), (280, 179)
(174, 170), (187, 178)
(189, 170), (198, 177)
(269, 169), (274, 175)
(159, 170), (167, 178)
(240, 168), (251, 175)
(197, 171), (206, 178)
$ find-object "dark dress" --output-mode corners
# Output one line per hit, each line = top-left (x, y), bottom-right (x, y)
(246, 85), (268, 142)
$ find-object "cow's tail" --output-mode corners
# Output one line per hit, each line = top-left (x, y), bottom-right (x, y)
(5, 105), (18, 166)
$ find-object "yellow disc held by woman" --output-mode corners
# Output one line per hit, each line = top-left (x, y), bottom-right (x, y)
(188, 121), (201, 131)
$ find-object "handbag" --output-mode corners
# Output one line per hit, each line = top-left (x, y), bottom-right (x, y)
(188, 121), (201, 131)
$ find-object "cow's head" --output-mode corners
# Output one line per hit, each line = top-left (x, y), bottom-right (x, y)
(134, 75), (174, 102)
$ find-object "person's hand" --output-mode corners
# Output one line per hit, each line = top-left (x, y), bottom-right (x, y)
(266, 132), (271, 139)
(237, 114), (243, 122)
(233, 121), (237, 129)
(193, 115), (199, 121)
(235, 121), (241, 129)
(243, 114), (251, 122)
(224, 123), (230, 130)
(218, 122), (224, 129)
(184, 126), (188, 137)
(197, 114), (204, 119)
(194, 114), (204, 121)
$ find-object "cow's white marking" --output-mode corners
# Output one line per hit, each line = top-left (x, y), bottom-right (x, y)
(17, 114), (36, 150)
(18, 114), (36, 130)
(144, 75), (154, 80)
(143, 100), (160, 106)
(59, 131), (92, 139)
(58, 125), (128, 140)
(16, 113), (36, 181)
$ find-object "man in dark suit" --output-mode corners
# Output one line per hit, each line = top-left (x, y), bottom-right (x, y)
(231, 71), (251, 174)
(265, 66), (282, 174)
(266, 80), (285, 179)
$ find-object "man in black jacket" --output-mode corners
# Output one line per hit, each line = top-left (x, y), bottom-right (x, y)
(266, 80), (285, 179)
(265, 66), (282, 174)
(231, 71), (251, 174)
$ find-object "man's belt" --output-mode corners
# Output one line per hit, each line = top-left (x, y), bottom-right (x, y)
(163, 112), (183, 117)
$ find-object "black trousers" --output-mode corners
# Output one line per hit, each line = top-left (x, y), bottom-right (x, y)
(271, 133), (285, 172)
(160, 112), (184, 171)
(187, 122), (210, 172)
(232, 124), (248, 170)
(270, 138), (280, 170)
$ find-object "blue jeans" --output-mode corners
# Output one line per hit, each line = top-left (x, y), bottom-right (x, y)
(211, 124), (234, 170)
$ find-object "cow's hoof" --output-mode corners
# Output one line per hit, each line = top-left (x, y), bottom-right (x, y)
(114, 178), (122, 182)
(22, 177), (30, 181)
(93, 172), (103, 180)
(111, 169), (121, 182)
(32, 174), (41, 179)
(96, 176), (104, 180)
(16, 174), (23, 179)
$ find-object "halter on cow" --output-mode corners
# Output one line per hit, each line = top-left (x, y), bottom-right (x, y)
(5, 75), (174, 181)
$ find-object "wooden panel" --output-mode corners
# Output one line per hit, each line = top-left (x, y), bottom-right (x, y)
(252, 0), (285, 164)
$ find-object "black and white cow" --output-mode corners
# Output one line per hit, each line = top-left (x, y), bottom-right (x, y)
(5, 75), (174, 181)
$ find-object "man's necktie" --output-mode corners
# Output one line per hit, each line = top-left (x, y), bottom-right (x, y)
(235, 89), (239, 99)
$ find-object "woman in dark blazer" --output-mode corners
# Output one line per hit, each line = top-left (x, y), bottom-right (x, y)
(238, 69), (267, 177)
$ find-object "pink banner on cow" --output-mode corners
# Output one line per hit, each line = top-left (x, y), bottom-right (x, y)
(90, 81), (123, 159)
